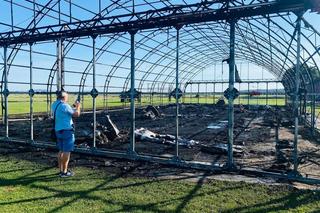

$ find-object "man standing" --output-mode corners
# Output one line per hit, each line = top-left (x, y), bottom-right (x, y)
(52, 91), (81, 178)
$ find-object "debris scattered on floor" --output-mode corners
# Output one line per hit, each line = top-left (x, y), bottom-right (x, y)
(76, 115), (120, 145)
(200, 143), (244, 156)
(3, 103), (320, 179)
(135, 128), (198, 148)
(207, 120), (228, 130)
(103, 115), (120, 140)
(235, 104), (246, 113)
(276, 140), (293, 149)
(144, 105), (161, 120)
(216, 97), (225, 107)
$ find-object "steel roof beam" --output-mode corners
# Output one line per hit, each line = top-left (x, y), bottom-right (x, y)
(0, 0), (316, 46)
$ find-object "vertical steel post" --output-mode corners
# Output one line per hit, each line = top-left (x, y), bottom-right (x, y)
(227, 20), (236, 169)
(158, 83), (160, 105)
(92, 36), (97, 148)
(3, 46), (9, 138)
(69, 0), (72, 22)
(238, 82), (241, 105)
(266, 82), (269, 105)
(256, 83), (259, 105)
(213, 83), (216, 104)
(247, 63), (250, 108)
(276, 83), (279, 106)
(300, 93), (303, 120)
(304, 92), (307, 124)
(197, 83), (200, 104)
(161, 85), (164, 105)
(213, 65), (216, 104)
(57, 39), (62, 92)
(175, 26), (181, 159)
(205, 83), (208, 104)
(275, 114), (280, 158)
(33, 0), (36, 28)
(293, 12), (303, 173)
(129, 31), (137, 154)
(189, 84), (192, 104)
(283, 92), (286, 107)
(311, 94), (315, 135)
(247, 83), (250, 107)
(10, 0), (13, 31)
(61, 42), (65, 88)
(58, 0), (61, 24)
(29, 43), (34, 141)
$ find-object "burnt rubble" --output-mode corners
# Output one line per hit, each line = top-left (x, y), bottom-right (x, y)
(135, 128), (198, 148)
(2, 103), (320, 178)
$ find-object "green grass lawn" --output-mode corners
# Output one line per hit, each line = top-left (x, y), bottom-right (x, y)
(183, 95), (286, 106)
(0, 153), (320, 212)
(1, 94), (286, 115)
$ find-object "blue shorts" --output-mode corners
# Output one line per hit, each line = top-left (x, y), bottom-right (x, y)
(56, 130), (75, 152)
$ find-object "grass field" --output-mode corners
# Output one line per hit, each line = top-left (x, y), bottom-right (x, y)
(1, 94), (286, 115)
(0, 153), (320, 212)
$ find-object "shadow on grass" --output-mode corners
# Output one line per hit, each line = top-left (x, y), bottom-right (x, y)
(5, 164), (317, 213)
(222, 190), (320, 213)
(0, 144), (319, 212)
(0, 161), (237, 212)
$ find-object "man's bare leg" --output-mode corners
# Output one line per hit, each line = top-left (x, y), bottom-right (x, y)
(58, 151), (63, 172)
(61, 152), (71, 173)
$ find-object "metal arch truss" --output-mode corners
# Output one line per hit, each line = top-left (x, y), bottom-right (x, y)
(1, 0), (320, 184)
(0, 0), (320, 101)
(0, 0), (318, 46)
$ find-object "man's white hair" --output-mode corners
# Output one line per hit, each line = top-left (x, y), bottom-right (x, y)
(57, 91), (68, 99)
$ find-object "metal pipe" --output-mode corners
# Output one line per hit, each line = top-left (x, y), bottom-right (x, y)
(57, 39), (62, 92)
(256, 83), (259, 105)
(4, 46), (9, 138)
(175, 26), (181, 159)
(213, 83), (216, 104)
(190, 84), (192, 104)
(29, 43), (34, 141)
(92, 36), (97, 148)
(238, 83), (241, 105)
(304, 92), (307, 124)
(69, 0), (72, 23)
(213, 65), (216, 104)
(205, 83), (208, 104)
(277, 83), (279, 106)
(227, 20), (236, 169)
(10, 0), (13, 31)
(311, 94), (315, 135)
(61, 41), (65, 88)
(293, 12), (303, 173)
(266, 82), (269, 105)
(247, 83), (250, 107)
(275, 115), (280, 158)
(197, 83), (200, 104)
(129, 31), (136, 154)
(58, 0), (61, 25)
(33, 0), (36, 28)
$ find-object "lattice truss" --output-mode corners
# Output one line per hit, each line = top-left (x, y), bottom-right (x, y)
(0, 0), (319, 100)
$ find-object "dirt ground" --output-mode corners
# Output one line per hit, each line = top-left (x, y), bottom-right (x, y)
(1, 103), (320, 183)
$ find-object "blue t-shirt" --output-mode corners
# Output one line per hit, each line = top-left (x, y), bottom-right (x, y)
(51, 100), (75, 131)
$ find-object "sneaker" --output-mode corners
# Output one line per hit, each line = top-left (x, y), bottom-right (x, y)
(59, 170), (74, 178)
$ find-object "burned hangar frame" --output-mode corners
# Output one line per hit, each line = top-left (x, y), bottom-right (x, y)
(0, 0), (320, 184)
